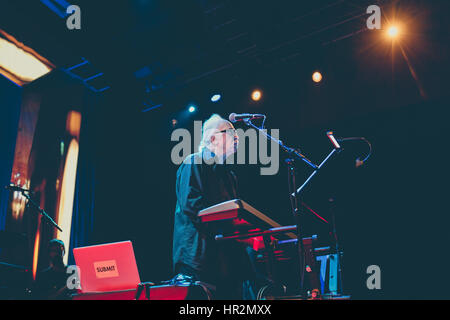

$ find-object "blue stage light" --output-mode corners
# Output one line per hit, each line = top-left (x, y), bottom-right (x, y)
(211, 94), (221, 102)
(188, 105), (196, 113)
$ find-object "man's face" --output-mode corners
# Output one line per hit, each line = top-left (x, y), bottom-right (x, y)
(49, 244), (64, 262)
(211, 121), (239, 157)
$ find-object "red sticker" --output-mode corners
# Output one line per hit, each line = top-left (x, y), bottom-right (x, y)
(94, 260), (119, 279)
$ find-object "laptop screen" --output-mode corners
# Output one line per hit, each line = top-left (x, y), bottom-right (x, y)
(73, 241), (141, 293)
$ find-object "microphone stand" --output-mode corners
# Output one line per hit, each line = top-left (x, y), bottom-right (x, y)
(19, 189), (63, 232)
(242, 118), (341, 297)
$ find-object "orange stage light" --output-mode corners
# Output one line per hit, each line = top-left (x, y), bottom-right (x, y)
(387, 26), (400, 39)
(312, 71), (323, 83)
(0, 30), (54, 86)
(251, 90), (262, 101)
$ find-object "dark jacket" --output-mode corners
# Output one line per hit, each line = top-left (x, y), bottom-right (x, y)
(34, 266), (73, 300)
(172, 149), (239, 274)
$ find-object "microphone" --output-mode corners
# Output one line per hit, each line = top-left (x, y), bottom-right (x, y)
(229, 113), (265, 123)
(5, 184), (32, 194)
(326, 131), (341, 149)
(355, 157), (364, 168)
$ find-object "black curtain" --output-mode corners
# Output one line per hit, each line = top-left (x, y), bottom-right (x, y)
(0, 77), (22, 234)
(67, 88), (100, 265)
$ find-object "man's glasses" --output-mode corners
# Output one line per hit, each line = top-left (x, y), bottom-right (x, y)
(216, 128), (237, 136)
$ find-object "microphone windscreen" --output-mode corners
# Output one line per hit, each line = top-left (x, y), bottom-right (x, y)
(355, 158), (364, 168)
(229, 113), (237, 123)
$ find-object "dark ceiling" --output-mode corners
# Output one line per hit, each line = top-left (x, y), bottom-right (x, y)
(2, 1), (450, 297)
(2, 0), (449, 126)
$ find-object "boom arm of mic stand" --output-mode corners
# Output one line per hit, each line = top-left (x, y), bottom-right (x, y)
(292, 147), (341, 197)
(21, 191), (63, 232)
(242, 119), (318, 170)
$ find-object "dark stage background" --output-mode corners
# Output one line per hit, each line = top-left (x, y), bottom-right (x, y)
(90, 91), (449, 300)
(1, 0), (450, 299)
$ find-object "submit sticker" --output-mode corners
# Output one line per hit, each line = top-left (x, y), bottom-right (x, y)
(94, 260), (119, 279)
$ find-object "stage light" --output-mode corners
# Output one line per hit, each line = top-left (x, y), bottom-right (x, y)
(188, 105), (196, 113)
(211, 94), (221, 102)
(312, 71), (323, 83)
(0, 30), (54, 86)
(251, 90), (262, 101)
(66, 111), (82, 139)
(387, 26), (400, 39)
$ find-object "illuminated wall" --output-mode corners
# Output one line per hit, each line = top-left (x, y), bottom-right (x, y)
(5, 69), (91, 279)
(56, 111), (81, 265)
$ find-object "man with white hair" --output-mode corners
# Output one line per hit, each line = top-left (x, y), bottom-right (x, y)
(172, 114), (254, 299)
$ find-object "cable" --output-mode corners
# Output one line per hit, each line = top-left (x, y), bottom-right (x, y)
(248, 115), (266, 130)
(261, 115), (266, 129)
(257, 285), (269, 300)
(337, 136), (373, 167)
(257, 283), (287, 300)
(194, 281), (213, 300)
(161, 274), (214, 300)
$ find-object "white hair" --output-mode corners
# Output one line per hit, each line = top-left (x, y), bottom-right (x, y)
(198, 114), (229, 152)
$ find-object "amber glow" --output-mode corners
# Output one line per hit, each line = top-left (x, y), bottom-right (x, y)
(11, 179), (29, 221)
(66, 111), (82, 139)
(312, 71), (323, 83)
(387, 26), (400, 38)
(251, 90), (262, 101)
(56, 111), (82, 264)
(31, 181), (47, 280)
(32, 212), (42, 281)
(56, 139), (80, 265)
(0, 30), (54, 86)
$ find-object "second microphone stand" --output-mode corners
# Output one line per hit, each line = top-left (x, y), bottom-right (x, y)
(242, 118), (341, 297)
(20, 189), (62, 232)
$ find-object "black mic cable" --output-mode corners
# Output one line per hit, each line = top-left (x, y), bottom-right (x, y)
(337, 137), (373, 167)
